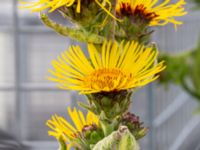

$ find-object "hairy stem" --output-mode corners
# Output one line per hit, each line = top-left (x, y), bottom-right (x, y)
(40, 13), (105, 44)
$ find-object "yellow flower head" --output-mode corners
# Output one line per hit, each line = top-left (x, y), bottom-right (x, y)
(48, 40), (165, 94)
(20, 0), (112, 14)
(46, 107), (99, 144)
(115, 0), (187, 26)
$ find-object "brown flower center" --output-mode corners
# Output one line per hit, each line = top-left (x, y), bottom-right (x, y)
(117, 3), (159, 23)
(134, 4), (159, 22)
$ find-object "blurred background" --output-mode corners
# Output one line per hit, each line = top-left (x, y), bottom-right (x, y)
(1, 0), (200, 150)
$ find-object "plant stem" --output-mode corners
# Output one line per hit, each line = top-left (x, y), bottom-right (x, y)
(40, 13), (105, 44)
(180, 77), (200, 100)
(110, 1), (116, 41)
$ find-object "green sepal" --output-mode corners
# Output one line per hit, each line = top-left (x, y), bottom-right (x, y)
(90, 131), (103, 144)
(58, 137), (67, 150)
(83, 129), (104, 146)
(116, 17), (152, 44)
(99, 111), (115, 136)
(134, 127), (148, 140)
(101, 97), (112, 107)
(78, 102), (94, 112)
(86, 90), (133, 120)
(106, 103), (121, 119)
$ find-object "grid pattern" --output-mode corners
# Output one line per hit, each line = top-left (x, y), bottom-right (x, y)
(0, 0), (200, 150)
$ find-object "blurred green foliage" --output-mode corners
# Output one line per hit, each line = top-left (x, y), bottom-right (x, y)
(159, 39), (200, 110)
(193, 0), (200, 7)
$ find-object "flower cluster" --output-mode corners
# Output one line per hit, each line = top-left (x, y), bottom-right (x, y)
(20, 0), (186, 149)
(46, 40), (165, 149)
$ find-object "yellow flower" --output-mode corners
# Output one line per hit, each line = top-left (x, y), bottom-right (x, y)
(46, 107), (99, 145)
(115, 0), (187, 26)
(20, 0), (112, 14)
(20, 0), (81, 13)
(48, 40), (165, 94)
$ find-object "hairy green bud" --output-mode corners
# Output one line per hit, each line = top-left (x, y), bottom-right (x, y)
(92, 126), (139, 150)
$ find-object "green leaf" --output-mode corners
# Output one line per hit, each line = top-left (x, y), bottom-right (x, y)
(78, 102), (93, 112)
